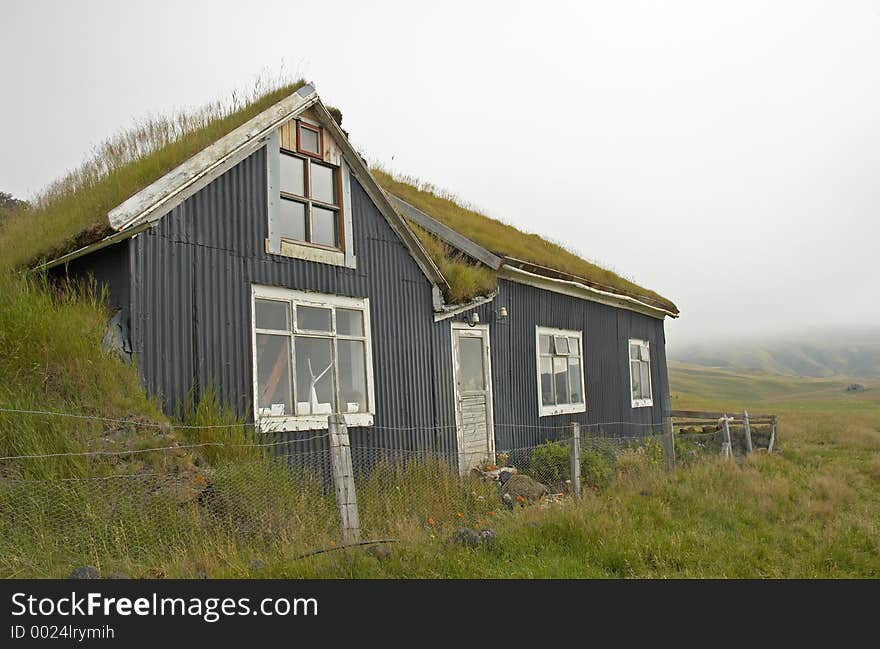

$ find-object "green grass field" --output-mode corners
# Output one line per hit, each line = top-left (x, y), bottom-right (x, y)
(263, 362), (879, 578)
(1, 270), (877, 578)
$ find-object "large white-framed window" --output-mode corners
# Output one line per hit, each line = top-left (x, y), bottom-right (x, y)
(629, 338), (653, 408)
(251, 285), (374, 431)
(535, 326), (586, 416)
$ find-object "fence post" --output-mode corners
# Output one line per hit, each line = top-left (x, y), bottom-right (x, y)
(570, 422), (582, 499)
(662, 414), (676, 470)
(742, 410), (753, 455)
(328, 414), (360, 545)
(720, 415), (732, 459)
(768, 416), (777, 453)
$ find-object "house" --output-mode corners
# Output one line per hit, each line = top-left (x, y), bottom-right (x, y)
(43, 83), (679, 472)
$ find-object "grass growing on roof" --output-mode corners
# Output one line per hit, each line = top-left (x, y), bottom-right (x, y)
(374, 168), (677, 311)
(0, 77), (307, 271)
(408, 222), (496, 302)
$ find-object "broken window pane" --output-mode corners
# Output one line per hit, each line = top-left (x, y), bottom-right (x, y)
(336, 309), (364, 336)
(279, 199), (306, 241)
(630, 343), (640, 360)
(338, 339), (367, 413)
(255, 334), (292, 416)
(255, 299), (289, 331)
(540, 356), (554, 406)
(569, 337), (580, 355)
(297, 306), (331, 332)
(279, 153), (305, 196)
(294, 336), (335, 415)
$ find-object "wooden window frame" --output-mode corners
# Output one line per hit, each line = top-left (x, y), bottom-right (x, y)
(251, 286), (375, 432)
(628, 338), (653, 408)
(296, 120), (324, 159)
(278, 149), (344, 252)
(535, 326), (586, 417)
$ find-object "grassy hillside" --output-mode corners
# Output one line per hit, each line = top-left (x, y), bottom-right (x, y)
(669, 328), (880, 379)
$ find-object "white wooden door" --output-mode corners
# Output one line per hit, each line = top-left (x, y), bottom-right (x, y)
(451, 324), (495, 474)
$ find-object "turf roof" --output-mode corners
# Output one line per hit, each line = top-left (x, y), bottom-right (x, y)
(1, 82), (676, 315)
(0, 80), (308, 271)
(373, 170), (678, 314)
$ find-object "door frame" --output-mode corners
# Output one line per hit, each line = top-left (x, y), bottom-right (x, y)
(450, 322), (495, 474)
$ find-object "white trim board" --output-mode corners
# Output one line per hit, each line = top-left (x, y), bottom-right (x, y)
(499, 264), (677, 320)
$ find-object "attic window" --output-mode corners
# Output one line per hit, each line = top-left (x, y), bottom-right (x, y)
(279, 150), (341, 248)
(629, 339), (653, 408)
(297, 121), (322, 158)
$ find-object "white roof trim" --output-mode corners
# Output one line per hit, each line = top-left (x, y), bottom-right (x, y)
(108, 84), (319, 231)
(499, 264), (677, 320)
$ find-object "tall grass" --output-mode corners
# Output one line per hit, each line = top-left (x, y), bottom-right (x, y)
(0, 77), (306, 270)
(373, 168), (678, 311)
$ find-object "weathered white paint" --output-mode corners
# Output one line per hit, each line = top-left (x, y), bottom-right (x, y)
(451, 322), (495, 474)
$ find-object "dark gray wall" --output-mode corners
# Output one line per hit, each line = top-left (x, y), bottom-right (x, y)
(126, 146), (458, 456)
(58, 143), (670, 465)
(51, 241), (131, 325)
(439, 278), (670, 452)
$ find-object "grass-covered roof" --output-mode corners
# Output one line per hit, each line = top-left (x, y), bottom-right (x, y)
(0, 81), (676, 315)
(373, 170), (678, 313)
(0, 80), (307, 271)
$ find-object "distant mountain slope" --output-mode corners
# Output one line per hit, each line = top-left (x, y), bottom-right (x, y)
(669, 328), (880, 378)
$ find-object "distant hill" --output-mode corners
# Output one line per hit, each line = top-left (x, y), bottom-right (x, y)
(669, 328), (880, 379)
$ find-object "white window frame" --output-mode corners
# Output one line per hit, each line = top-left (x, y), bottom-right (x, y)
(265, 129), (356, 269)
(628, 338), (653, 408)
(535, 326), (587, 417)
(251, 285), (375, 432)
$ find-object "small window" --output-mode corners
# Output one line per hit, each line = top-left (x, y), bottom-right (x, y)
(297, 122), (322, 157)
(253, 287), (375, 430)
(536, 326), (586, 416)
(629, 339), (653, 407)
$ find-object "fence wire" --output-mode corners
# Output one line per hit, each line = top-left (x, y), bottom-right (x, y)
(0, 407), (773, 577)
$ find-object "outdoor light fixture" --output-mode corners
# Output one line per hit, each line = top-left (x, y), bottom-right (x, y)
(499, 306), (508, 318)
(468, 312), (480, 327)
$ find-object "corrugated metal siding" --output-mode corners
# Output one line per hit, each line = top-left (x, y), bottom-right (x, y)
(437, 278), (670, 452)
(127, 146), (455, 457)
(66, 144), (670, 466)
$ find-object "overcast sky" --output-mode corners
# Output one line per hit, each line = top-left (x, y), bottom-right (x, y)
(2, 0), (878, 348)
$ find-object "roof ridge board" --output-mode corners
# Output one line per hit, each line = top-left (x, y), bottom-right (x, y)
(386, 194), (503, 270)
(107, 84), (318, 232)
(502, 256), (678, 314)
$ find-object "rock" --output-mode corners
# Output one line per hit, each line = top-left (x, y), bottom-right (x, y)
(249, 558), (266, 572)
(69, 566), (100, 579)
(502, 492), (514, 510)
(472, 465), (518, 482)
(104, 572), (131, 579)
(450, 528), (496, 549)
(500, 473), (548, 504)
(367, 544), (392, 560)
(702, 425), (717, 434)
(847, 384), (865, 393)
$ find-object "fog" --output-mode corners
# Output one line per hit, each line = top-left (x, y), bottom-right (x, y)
(2, 0), (878, 349)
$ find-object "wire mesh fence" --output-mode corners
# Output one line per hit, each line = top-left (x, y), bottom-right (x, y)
(0, 406), (775, 577)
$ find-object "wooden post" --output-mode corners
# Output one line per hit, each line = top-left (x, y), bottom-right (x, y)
(328, 414), (360, 545)
(570, 422), (582, 499)
(742, 410), (753, 455)
(768, 416), (777, 453)
(662, 415), (676, 470)
(720, 415), (732, 459)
